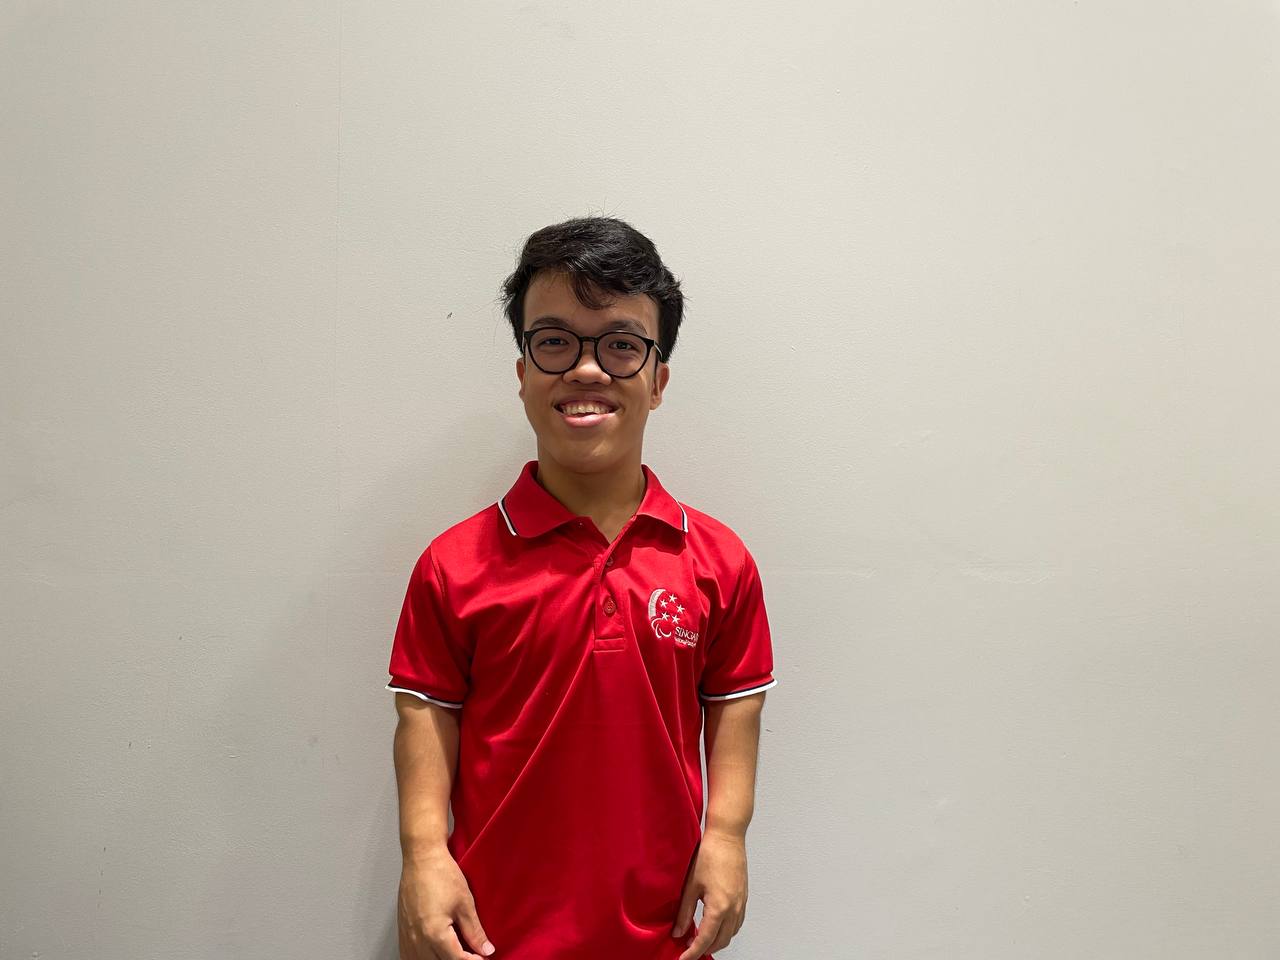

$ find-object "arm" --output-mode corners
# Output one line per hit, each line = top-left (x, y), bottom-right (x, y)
(392, 693), (496, 959)
(674, 691), (766, 960)
(703, 692), (765, 840)
(392, 692), (459, 861)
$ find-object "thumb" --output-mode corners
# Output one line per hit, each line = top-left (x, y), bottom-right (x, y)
(457, 900), (496, 957)
(672, 885), (700, 938)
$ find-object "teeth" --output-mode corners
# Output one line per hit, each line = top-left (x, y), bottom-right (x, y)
(559, 403), (612, 415)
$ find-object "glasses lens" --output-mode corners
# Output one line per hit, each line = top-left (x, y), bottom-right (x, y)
(598, 332), (647, 376)
(529, 328), (577, 371)
(529, 329), (648, 377)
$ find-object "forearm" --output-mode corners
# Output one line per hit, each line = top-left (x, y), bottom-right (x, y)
(392, 694), (461, 862)
(702, 693), (764, 839)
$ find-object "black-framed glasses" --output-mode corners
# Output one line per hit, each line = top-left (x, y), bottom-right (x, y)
(522, 326), (665, 379)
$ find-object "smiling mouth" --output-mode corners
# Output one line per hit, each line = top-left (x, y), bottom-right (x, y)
(555, 405), (617, 427)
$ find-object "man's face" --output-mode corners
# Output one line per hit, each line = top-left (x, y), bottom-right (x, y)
(516, 269), (670, 472)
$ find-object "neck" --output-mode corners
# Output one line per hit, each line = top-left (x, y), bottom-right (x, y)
(533, 451), (647, 535)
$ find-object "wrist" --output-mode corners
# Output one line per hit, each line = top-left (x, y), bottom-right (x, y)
(401, 837), (452, 865)
(702, 821), (748, 843)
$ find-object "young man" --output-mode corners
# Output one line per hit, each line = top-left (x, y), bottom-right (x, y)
(386, 216), (778, 960)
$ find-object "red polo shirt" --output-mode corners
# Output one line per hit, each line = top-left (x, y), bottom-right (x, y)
(386, 459), (777, 959)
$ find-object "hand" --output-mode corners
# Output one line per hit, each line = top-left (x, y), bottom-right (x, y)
(398, 848), (496, 959)
(672, 830), (748, 960)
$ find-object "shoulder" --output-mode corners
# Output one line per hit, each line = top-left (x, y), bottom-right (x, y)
(414, 502), (505, 572)
(677, 501), (756, 579)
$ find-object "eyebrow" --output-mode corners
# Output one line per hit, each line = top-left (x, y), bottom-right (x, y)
(529, 315), (650, 337)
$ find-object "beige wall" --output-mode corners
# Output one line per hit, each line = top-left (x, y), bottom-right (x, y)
(3, 1), (1278, 957)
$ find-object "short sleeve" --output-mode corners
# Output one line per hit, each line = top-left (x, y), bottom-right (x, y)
(698, 547), (778, 702)
(385, 545), (472, 709)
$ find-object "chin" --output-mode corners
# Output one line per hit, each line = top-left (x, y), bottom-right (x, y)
(542, 442), (618, 469)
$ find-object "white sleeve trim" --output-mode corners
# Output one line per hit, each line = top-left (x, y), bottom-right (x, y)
(699, 677), (777, 701)
(385, 683), (464, 709)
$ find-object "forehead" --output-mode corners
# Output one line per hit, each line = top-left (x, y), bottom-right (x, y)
(525, 269), (658, 339)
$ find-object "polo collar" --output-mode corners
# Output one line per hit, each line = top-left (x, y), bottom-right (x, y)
(498, 459), (688, 539)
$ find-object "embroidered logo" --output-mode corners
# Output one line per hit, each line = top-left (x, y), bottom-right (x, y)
(648, 588), (700, 648)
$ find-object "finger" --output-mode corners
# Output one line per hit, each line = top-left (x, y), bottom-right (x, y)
(679, 914), (722, 960)
(709, 914), (741, 954)
(675, 918), (700, 960)
(726, 904), (743, 939)
(672, 888), (699, 937)
(455, 901), (496, 957)
(439, 924), (485, 960)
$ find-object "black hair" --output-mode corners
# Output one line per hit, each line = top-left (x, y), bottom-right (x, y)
(499, 215), (686, 363)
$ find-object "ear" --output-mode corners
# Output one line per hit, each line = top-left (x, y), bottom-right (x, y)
(516, 356), (525, 400)
(649, 361), (670, 410)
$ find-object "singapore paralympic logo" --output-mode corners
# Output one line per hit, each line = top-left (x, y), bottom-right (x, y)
(648, 588), (700, 648)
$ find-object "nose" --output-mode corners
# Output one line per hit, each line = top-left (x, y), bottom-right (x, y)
(564, 339), (611, 381)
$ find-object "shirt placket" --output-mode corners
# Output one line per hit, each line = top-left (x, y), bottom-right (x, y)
(591, 521), (631, 652)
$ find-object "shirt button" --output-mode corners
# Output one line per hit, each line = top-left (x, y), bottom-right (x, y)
(604, 597), (616, 615)
(605, 556), (614, 566)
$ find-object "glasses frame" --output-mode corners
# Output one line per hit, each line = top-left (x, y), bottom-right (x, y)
(521, 325), (665, 379)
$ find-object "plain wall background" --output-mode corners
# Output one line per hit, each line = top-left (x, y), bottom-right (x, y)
(3, 1), (1279, 957)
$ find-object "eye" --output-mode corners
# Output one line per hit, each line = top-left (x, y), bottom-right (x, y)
(608, 339), (638, 351)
